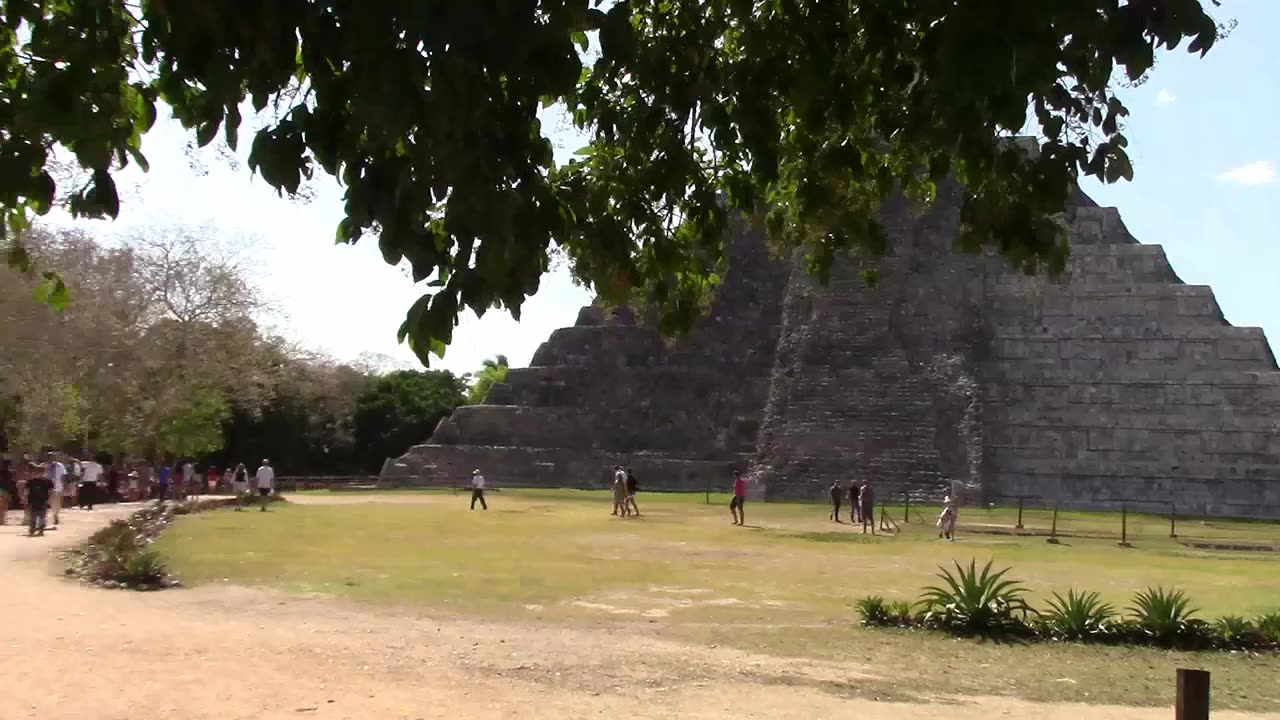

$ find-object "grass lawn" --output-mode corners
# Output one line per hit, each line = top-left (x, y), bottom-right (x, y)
(155, 489), (1280, 711)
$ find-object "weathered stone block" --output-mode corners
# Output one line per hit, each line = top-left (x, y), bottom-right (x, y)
(383, 177), (1280, 518)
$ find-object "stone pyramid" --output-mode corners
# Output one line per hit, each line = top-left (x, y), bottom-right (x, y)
(383, 180), (1280, 518)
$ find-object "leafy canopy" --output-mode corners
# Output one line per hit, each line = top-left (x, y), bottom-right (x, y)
(0, 1), (1223, 363)
(466, 354), (510, 406)
(351, 369), (467, 471)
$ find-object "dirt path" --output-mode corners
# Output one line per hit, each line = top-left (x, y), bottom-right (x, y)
(1, 504), (1276, 720)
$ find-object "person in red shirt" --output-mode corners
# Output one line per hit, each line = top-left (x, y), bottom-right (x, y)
(730, 472), (747, 526)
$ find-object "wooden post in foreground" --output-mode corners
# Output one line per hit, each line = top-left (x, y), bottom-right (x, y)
(1175, 668), (1209, 720)
(1046, 503), (1060, 544)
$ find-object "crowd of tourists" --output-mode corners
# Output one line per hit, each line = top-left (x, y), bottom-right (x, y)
(0, 452), (278, 536)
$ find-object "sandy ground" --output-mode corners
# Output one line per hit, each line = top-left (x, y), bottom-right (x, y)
(2, 498), (1276, 720)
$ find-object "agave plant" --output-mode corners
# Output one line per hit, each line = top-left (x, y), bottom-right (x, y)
(888, 599), (918, 627)
(1040, 590), (1117, 641)
(855, 595), (892, 626)
(1214, 615), (1262, 649)
(919, 559), (1034, 636)
(1129, 587), (1207, 647)
(1256, 610), (1280, 646)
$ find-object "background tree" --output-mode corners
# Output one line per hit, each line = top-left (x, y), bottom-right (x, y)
(466, 355), (510, 406)
(0, 223), (275, 459)
(0, 2), (1230, 363)
(351, 370), (468, 473)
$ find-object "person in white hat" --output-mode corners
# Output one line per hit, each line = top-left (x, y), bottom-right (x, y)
(469, 469), (487, 510)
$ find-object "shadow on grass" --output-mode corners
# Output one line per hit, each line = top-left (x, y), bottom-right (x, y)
(774, 529), (892, 544)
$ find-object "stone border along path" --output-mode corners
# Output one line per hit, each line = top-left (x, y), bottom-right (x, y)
(1, 496), (1277, 720)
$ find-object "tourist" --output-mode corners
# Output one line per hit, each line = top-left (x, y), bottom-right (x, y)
(859, 481), (876, 535)
(730, 471), (747, 526)
(469, 468), (487, 510)
(231, 463), (249, 510)
(610, 465), (627, 517)
(25, 470), (53, 537)
(0, 455), (13, 525)
(828, 480), (843, 522)
(105, 461), (121, 503)
(221, 467), (233, 496)
(156, 459), (172, 501)
(848, 480), (861, 524)
(937, 494), (958, 541)
(45, 452), (66, 527)
(16, 452), (33, 526)
(127, 469), (142, 502)
(254, 459), (274, 511)
(64, 456), (80, 509)
(205, 465), (219, 495)
(180, 459), (195, 500)
(624, 466), (640, 517)
(78, 455), (103, 510)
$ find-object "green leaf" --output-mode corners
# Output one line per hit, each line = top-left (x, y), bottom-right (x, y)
(49, 278), (71, 310)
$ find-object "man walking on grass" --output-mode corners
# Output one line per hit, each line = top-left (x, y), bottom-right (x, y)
(730, 471), (747, 526)
(469, 469), (488, 510)
(610, 465), (628, 517)
(828, 480), (843, 522)
(859, 480), (876, 535)
(254, 459), (274, 511)
(624, 466), (640, 517)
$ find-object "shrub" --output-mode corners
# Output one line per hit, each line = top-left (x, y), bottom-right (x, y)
(120, 550), (168, 586)
(1040, 590), (1117, 641)
(1129, 587), (1209, 648)
(855, 595), (892, 626)
(1213, 615), (1264, 650)
(1255, 610), (1280, 645)
(919, 559), (1034, 636)
(888, 600), (918, 626)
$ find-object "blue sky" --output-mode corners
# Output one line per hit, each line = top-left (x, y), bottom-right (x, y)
(47, 2), (1279, 376)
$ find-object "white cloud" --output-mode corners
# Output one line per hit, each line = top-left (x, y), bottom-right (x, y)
(1216, 160), (1277, 186)
(1155, 89), (1177, 105)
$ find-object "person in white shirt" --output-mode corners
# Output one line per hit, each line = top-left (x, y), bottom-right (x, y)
(469, 469), (487, 510)
(78, 456), (104, 510)
(180, 460), (195, 500)
(45, 452), (66, 526)
(254, 459), (274, 511)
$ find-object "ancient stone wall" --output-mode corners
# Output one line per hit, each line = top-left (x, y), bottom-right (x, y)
(383, 177), (1280, 517)
(981, 205), (1280, 517)
(749, 182), (988, 502)
(382, 214), (786, 492)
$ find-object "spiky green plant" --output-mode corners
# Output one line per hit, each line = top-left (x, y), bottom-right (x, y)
(1040, 590), (1117, 641)
(1255, 610), (1280, 646)
(888, 600), (918, 626)
(1213, 615), (1262, 649)
(919, 559), (1034, 636)
(1129, 587), (1206, 647)
(855, 595), (891, 626)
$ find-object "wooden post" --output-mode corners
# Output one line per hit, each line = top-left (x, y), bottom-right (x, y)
(1175, 668), (1209, 720)
(903, 491), (910, 523)
(1046, 503), (1060, 544)
(1119, 503), (1132, 547)
(1170, 502), (1177, 539)
(1015, 497), (1024, 529)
